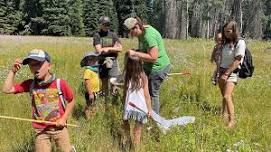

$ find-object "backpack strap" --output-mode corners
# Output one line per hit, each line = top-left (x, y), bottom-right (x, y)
(57, 79), (67, 110)
(29, 80), (35, 97)
(29, 80), (40, 118)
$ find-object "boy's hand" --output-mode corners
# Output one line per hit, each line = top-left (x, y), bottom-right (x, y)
(56, 118), (66, 127)
(12, 59), (22, 73)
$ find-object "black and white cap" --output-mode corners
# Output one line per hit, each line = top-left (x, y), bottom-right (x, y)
(22, 49), (51, 65)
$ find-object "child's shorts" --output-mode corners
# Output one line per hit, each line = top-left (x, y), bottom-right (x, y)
(123, 110), (148, 124)
(35, 127), (71, 152)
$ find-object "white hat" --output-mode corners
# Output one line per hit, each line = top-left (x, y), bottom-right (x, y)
(123, 17), (138, 30)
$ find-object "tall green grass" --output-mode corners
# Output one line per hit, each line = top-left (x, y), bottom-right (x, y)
(0, 35), (270, 151)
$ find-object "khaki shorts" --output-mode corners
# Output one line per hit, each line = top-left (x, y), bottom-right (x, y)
(35, 127), (71, 152)
(226, 72), (238, 83)
(219, 67), (238, 84)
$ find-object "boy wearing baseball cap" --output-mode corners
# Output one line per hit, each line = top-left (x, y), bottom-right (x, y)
(2, 49), (75, 152)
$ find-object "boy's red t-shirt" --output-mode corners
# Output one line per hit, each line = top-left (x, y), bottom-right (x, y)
(13, 79), (73, 129)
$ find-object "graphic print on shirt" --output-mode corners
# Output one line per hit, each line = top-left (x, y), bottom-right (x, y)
(101, 36), (113, 47)
(32, 88), (61, 122)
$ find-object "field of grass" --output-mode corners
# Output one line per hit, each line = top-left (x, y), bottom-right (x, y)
(0, 35), (270, 152)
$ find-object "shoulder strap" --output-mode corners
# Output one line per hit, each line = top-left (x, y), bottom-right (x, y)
(29, 80), (40, 118)
(57, 79), (67, 110)
(29, 79), (35, 97)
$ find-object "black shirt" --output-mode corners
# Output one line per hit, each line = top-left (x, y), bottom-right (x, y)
(93, 30), (121, 57)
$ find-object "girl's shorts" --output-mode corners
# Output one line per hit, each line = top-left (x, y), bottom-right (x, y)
(219, 67), (238, 84)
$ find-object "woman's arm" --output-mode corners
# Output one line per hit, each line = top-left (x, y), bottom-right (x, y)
(223, 56), (242, 76)
(129, 46), (158, 63)
(101, 41), (123, 53)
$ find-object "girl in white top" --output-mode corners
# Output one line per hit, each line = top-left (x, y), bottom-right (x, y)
(219, 20), (246, 128)
(122, 52), (152, 146)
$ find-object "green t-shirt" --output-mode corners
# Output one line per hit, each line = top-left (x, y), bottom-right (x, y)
(138, 26), (170, 72)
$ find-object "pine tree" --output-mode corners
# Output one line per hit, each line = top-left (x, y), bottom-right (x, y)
(114, 0), (148, 36)
(0, 0), (7, 33)
(133, 0), (148, 22)
(41, 0), (71, 36)
(98, 0), (118, 32)
(0, 0), (23, 34)
(83, 0), (99, 36)
(21, 0), (44, 35)
(68, 0), (84, 36)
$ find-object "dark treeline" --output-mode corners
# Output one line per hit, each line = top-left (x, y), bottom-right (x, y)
(0, 0), (270, 39)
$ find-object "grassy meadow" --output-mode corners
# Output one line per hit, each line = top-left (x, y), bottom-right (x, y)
(0, 35), (270, 151)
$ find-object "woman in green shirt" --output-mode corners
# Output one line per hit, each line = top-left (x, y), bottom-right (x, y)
(123, 17), (171, 114)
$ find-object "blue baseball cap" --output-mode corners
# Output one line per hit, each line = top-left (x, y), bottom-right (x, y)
(22, 49), (51, 65)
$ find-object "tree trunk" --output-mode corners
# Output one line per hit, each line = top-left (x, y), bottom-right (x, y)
(163, 0), (186, 39)
(243, 0), (263, 39)
(163, 0), (179, 38)
(190, 0), (202, 37)
(231, 0), (242, 30)
(186, 0), (189, 39)
(179, 0), (186, 39)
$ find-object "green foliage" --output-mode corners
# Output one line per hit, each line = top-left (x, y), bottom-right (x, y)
(1, 0), (271, 38)
(40, 0), (71, 36)
(98, 0), (119, 32)
(83, 0), (99, 36)
(0, 0), (23, 34)
(114, 0), (149, 35)
(68, 0), (85, 36)
(21, 0), (43, 35)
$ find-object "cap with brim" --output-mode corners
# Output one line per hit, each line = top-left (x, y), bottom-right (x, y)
(99, 16), (111, 26)
(80, 51), (100, 67)
(22, 49), (51, 65)
(123, 17), (138, 30)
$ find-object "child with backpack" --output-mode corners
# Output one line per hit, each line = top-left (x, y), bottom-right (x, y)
(80, 52), (101, 120)
(122, 52), (152, 146)
(2, 49), (75, 152)
(210, 32), (223, 85)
